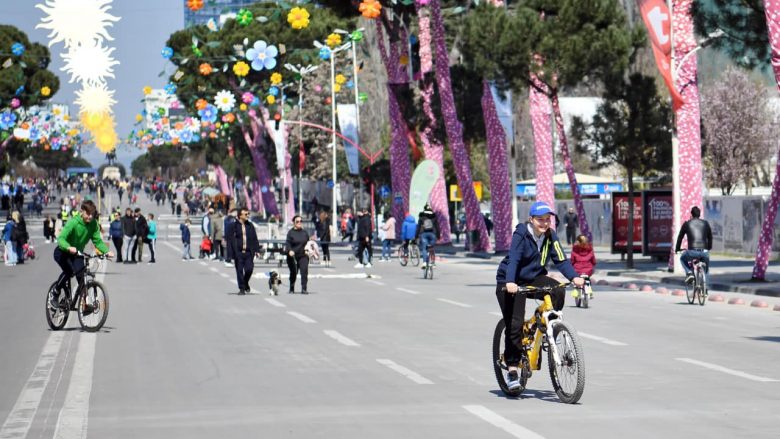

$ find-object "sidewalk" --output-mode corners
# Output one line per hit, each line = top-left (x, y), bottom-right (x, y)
(593, 247), (780, 298)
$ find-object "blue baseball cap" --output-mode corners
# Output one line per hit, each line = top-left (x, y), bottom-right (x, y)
(529, 201), (555, 217)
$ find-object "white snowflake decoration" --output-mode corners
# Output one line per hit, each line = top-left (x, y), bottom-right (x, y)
(214, 90), (236, 112)
(75, 83), (116, 115)
(36, 0), (119, 48)
(61, 42), (118, 85)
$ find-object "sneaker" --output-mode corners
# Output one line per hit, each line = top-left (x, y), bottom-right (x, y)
(237, 289), (246, 295)
(302, 289), (308, 295)
(685, 274), (694, 285)
(421, 262), (427, 269)
(506, 371), (521, 390)
(364, 263), (372, 268)
(354, 263), (364, 268)
(224, 262), (234, 267)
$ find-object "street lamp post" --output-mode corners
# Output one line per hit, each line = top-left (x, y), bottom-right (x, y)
(283, 63), (318, 217)
(278, 81), (294, 227)
(314, 40), (353, 235)
(335, 28), (366, 208)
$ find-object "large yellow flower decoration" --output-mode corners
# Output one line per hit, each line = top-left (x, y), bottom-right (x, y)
(233, 61), (250, 77)
(266, 95), (276, 105)
(287, 7), (310, 30)
(143, 86), (152, 95)
(333, 83), (342, 93)
(326, 33), (342, 49)
(41, 86), (51, 97)
(335, 74), (347, 85)
(270, 72), (282, 85)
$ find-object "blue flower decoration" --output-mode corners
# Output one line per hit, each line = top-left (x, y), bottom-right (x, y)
(11, 42), (25, 56)
(245, 40), (278, 71)
(250, 96), (260, 107)
(161, 46), (174, 59)
(0, 111), (17, 130)
(192, 133), (201, 142)
(346, 80), (354, 89)
(15, 85), (24, 96)
(319, 47), (331, 61)
(180, 130), (193, 143)
(268, 86), (279, 97)
(30, 127), (40, 141)
(164, 83), (177, 95)
(163, 132), (172, 143)
(52, 138), (61, 149)
(198, 104), (218, 123)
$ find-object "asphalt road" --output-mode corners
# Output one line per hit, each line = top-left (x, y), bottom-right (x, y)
(1, 193), (778, 438)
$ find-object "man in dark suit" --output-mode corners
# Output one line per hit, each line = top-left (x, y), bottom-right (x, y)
(227, 207), (261, 295)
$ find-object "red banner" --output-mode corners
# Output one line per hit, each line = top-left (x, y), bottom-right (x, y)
(636, 0), (685, 110)
(611, 193), (642, 253)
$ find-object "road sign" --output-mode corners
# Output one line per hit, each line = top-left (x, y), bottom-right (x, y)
(449, 182), (483, 202)
(261, 186), (268, 193)
(327, 180), (335, 188)
(379, 185), (391, 198)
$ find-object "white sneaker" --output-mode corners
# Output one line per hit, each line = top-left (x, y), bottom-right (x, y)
(354, 263), (364, 268)
(364, 263), (372, 268)
(224, 262), (234, 267)
(421, 262), (427, 269)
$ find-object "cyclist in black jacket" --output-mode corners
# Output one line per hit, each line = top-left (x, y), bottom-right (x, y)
(675, 206), (713, 284)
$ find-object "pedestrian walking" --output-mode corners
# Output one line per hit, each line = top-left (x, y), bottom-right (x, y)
(121, 208), (136, 263)
(563, 207), (579, 245)
(147, 213), (157, 264)
(286, 215), (310, 294)
(354, 208), (373, 268)
(380, 212), (396, 261)
(3, 212), (18, 266)
(227, 207), (260, 295)
(211, 210), (225, 261)
(43, 215), (56, 243)
(315, 211), (332, 266)
(223, 209), (237, 267)
(133, 208), (148, 263)
(109, 212), (124, 262)
(180, 218), (193, 260)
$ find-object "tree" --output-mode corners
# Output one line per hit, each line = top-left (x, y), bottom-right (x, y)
(572, 72), (672, 268)
(700, 66), (776, 195)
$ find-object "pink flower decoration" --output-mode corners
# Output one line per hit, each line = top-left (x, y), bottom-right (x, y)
(248, 109), (257, 117)
(242, 92), (254, 104)
(10, 98), (20, 108)
(416, 0), (430, 5)
(170, 101), (181, 109)
(314, 85), (322, 93)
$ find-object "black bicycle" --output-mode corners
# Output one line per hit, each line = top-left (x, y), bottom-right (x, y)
(46, 252), (110, 332)
(423, 245), (435, 280)
(684, 257), (708, 306)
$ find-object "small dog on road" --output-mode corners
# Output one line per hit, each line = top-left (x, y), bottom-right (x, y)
(268, 270), (282, 296)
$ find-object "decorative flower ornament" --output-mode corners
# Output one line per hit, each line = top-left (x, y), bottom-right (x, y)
(41, 86), (51, 97)
(287, 7), (310, 30)
(236, 8), (253, 26)
(11, 42), (25, 56)
(416, 0), (430, 6)
(233, 61), (250, 77)
(222, 113), (235, 123)
(60, 41), (118, 85)
(359, 0), (382, 19)
(214, 90), (236, 112)
(0, 112), (17, 130)
(241, 92), (254, 104)
(358, 92), (368, 103)
(195, 98), (208, 110)
(164, 83), (177, 95)
(245, 40), (277, 71)
(239, 103), (248, 111)
(319, 47), (331, 61)
(270, 72), (282, 85)
(161, 46), (173, 59)
(350, 31), (363, 43)
(186, 0), (203, 11)
(10, 98), (21, 109)
(268, 87), (279, 97)
(15, 86), (25, 96)
(36, 0), (119, 48)
(333, 84), (341, 93)
(266, 95), (276, 105)
(335, 74), (347, 85)
(135, 114), (143, 122)
(143, 86), (152, 95)
(326, 33), (342, 49)
(198, 104), (217, 123)
(199, 63), (213, 76)
(206, 18), (218, 32)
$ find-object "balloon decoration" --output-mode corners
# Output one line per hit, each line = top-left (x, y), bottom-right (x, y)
(236, 8), (254, 26)
(287, 7), (310, 30)
(359, 0), (382, 19)
(246, 40), (278, 71)
(186, 0), (203, 11)
(36, 0), (119, 48)
(326, 33), (342, 49)
(60, 41), (118, 85)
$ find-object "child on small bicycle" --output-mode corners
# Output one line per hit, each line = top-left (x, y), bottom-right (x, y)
(400, 212), (417, 256)
(495, 202), (584, 391)
(51, 200), (113, 308)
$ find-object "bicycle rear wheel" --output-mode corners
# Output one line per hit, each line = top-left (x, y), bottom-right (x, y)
(410, 246), (420, 266)
(581, 288), (589, 309)
(492, 319), (524, 397)
(77, 281), (109, 332)
(397, 247), (408, 266)
(547, 321), (585, 404)
(45, 282), (69, 330)
(696, 269), (706, 306)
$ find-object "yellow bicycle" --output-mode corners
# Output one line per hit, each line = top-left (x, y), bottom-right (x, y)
(492, 283), (586, 403)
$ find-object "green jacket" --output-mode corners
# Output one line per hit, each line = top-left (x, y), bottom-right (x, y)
(58, 215), (109, 254)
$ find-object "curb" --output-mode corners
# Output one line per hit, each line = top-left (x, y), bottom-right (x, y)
(727, 298), (745, 305)
(709, 294), (725, 302)
(605, 271), (780, 298)
(750, 300), (768, 308)
(672, 289), (685, 296)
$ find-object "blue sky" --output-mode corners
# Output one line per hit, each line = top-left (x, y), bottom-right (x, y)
(0, 0), (184, 169)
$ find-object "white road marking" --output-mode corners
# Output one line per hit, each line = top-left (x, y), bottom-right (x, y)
(53, 333), (97, 439)
(161, 241), (180, 252)
(675, 358), (779, 382)
(463, 405), (545, 439)
(396, 287), (421, 295)
(366, 280), (385, 286)
(0, 332), (65, 439)
(324, 267), (336, 272)
(577, 332), (628, 346)
(376, 359), (433, 385)
(287, 311), (317, 323)
(323, 330), (360, 347)
(437, 298), (473, 308)
(266, 298), (286, 308)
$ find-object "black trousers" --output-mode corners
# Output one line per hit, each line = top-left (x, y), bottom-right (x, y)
(357, 238), (372, 264)
(53, 247), (85, 292)
(287, 254), (309, 291)
(112, 237), (123, 262)
(320, 243), (330, 261)
(566, 227), (576, 245)
(234, 251), (254, 291)
(213, 239), (223, 260)
(496, 275), (566, 367)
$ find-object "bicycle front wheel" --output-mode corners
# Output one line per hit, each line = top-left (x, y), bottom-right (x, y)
(492, 319), (524, 397)
(547, 321), (585, 404)
(410, 246), (420, 266)
(77, 281), (109, 332)
(685, 281), (695, 304)
(696, 270), (706, 306)
(397, 247), (408, 267)
(45, 282), (69, 330)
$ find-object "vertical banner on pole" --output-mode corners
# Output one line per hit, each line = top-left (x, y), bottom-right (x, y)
(409, 160), (441, 216)
(336, 103), (360, 175)
(270, 121), (287, 170)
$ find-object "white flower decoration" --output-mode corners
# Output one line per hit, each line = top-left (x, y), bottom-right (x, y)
(214, 90), (236, 112)
(61, 41), (119, 85)
(36, 0), (120, 48)
(75, 83), (116, 115)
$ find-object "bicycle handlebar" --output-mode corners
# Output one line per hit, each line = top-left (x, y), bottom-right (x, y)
(501, 282), (572, 295)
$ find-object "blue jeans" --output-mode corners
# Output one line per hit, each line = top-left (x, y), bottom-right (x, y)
(419, 232), (436, 263)
(381, 239), (392, 259)
(680, 249), (709, 275)
(182, 242), (192, 259)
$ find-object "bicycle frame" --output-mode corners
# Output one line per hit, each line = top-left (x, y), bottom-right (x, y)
(524, 295), (564, 370)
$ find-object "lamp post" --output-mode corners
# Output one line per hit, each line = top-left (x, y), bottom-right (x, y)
(278, 81), (294, 227)
(314, 39), (353, 235)
(283, 63), (318, 216)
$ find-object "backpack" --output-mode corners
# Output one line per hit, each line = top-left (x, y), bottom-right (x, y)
(422, 217), (435, 232)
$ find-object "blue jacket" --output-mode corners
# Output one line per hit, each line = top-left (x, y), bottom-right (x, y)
(2, 220), (15, 241)
(496, 222), (577, 284)
(108, 219), (123, 239)
(401, 215), (417, 240)
(180, 223), (191, 244)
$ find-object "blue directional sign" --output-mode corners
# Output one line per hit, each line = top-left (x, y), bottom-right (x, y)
(327, 180), (335, 188)
(379, 185), (391, 198)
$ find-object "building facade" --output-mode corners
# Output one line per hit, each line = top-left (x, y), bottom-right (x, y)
(184, 0), (261, 27)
